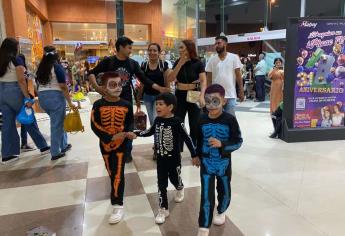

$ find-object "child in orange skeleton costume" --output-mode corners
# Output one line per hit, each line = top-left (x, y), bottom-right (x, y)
(91, 72), (135, 224)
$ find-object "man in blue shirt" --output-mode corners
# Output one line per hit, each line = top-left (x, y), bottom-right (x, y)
(254, 53), (267, 102)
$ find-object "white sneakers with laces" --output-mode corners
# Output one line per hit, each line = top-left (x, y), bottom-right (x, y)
(108, 205), (124, 224)
(174, 188), (184, 203)
(197, 227), (210, 236)
(155, 208), (169, 224)
(213, 212), (226, 225)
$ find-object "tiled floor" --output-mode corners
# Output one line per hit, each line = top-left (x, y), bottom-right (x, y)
(0, 99), (344, 236)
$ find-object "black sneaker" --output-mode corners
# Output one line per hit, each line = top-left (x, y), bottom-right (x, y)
(40, 146), (51, 155)
(21, 144), (35, 152)
(125, 153), (133, 163)
(1, 155), (19, 165)
(51, 152), (66, 161)
(61, 144), (72, 153)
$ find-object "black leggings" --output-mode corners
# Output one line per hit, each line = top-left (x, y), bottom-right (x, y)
(157, 156), (183, 209)
(175, 97), (201, 148)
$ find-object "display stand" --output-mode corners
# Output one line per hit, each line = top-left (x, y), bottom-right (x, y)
(282, 17), (345, 142)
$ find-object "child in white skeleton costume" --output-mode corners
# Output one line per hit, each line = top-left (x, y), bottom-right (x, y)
(133, 93), (198, 224)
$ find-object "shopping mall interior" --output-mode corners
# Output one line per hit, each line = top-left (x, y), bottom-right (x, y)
(0, 0), (345, 235)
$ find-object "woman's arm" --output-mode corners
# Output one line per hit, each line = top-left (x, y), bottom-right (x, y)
(16, 66), (30, 99)
(59, 83), (76, 110)
(163, 69), (172, 87)
(198, 72), (207, 107)
(167, 57), (188, 83)
(268, 69), (274, 79)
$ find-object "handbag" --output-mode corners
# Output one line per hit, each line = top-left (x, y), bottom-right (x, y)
(64, 109), (84, 133)
(134, 107), (147, 131)
(186, 90), (201, 104)
(16, 105), (35, 125)
(183, 62), (201, 104)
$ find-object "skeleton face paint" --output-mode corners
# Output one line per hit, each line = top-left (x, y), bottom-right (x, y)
(106, 78), (123, 97)
(205, 94), (223, 110)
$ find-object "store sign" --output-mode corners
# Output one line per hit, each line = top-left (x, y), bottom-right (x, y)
(293, 19), (345, 128)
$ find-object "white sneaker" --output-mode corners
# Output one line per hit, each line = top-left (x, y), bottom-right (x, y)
(213, 212), (226, 225)
(174, 188), (184, 203)
(155, 208), (169, 224)
(197, 228), (209, 236)
(108, 205), (124, 224)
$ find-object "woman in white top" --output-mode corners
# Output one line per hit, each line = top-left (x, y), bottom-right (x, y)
(36, 46), (77, 160)
(0, 38), (49, 164)
(331, 104), (344, 127)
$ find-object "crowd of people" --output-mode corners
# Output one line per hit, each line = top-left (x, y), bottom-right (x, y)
(0, 34), (287, 236)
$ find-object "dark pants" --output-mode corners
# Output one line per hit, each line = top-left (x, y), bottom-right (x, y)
(21, 125), (27, 145)
(198, 158), (232, 228)
(255, 75), (266, 101)
(100, 143), (126, 206)
(271, 106), (283, 138)
(175, 97), (201, 148)
(157, 156), (184, 209)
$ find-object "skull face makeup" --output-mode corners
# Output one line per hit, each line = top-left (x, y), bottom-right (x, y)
(106, 77), (123, 97)
(205, 94), (223, 110)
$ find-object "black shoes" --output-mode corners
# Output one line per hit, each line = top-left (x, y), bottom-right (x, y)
(125, 153), (133, 163)
(51, 152), (66, 161)
(62, 144), (72, 153)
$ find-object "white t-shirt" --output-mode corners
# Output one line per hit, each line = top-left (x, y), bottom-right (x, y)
(205, 53), (242, 99)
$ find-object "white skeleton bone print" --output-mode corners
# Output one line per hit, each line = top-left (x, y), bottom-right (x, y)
(156, 124), (174, 156)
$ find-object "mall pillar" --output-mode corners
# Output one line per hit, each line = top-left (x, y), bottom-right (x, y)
(2, 0), (28, 38)
(116, 0), (124, 38)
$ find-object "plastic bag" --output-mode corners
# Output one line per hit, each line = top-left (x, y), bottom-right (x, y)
(16, 105), (35, 125)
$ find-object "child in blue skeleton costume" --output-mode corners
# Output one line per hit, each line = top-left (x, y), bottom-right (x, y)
(194, 84), (243, 236)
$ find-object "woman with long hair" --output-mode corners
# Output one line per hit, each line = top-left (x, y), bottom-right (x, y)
(138, 43), (171, 160)
(0, 38), (49, 163)
(167, 40), (207, 147)
(36, 46), (77, 160)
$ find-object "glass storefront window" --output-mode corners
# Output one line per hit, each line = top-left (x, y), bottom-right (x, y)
(306, 0), (342, 17)
(199, 0), (223, 37)
(270, 0), (300, 30)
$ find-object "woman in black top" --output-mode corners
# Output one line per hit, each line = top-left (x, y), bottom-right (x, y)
(167, 40), (207, 147)
(139, 43), (170, 125)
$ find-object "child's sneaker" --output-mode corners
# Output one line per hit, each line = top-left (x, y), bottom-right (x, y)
(108, 205), (124, 224)
(155, 208), (169, 224)
(174, 188), (184, 203)
(21, 144), (35, 152)
(213, 212), (226, 225)
(197, 228), (209, 236)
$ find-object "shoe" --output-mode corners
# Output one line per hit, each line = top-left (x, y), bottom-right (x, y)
(1, 155), (19, 165)
(21, 144), (35, 152)
(51, 152), (66, 161)
(174, 188), (184, 203)
(61, 144), (72, 153)
(109, 205), (124, 224)
(213, 212), (226, 225)
(155, 208), (169, 224)
(40, 146), (50, 155)
(125, 153), (133, 163)
(197, 228), (209, 236)
(269, 132), (278, 138)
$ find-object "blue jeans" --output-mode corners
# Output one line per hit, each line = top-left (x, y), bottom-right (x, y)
(0, 82), (48, 158)
(143, 93), (157, 125)
(38, 90), (68, 156)
(224, 98), (236, 117)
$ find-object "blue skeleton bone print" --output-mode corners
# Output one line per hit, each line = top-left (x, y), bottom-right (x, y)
(201, 123), (230, 176)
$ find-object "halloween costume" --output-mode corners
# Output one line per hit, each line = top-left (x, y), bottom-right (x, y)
(91, 98), (133, 205)
(196, 112), (242, 228)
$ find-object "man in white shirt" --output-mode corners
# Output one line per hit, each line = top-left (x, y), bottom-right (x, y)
(254, 53), (267, 102)
(205, 35), (244, 116)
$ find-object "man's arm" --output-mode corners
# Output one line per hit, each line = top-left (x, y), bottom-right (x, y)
(206, 72), (212, 87)
(235, 68), (244, 102)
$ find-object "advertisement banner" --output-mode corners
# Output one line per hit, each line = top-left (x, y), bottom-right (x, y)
(294, 19), (345, 128)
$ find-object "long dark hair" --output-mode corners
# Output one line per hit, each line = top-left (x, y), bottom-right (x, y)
(36, 46), (59, 85)
(0, 38), (19, 77)
(182, 40), (198, 60)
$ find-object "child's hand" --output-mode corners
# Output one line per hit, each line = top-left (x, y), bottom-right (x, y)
(192, 157), (201, 167)
(112, 132), (126, 141)
(208, 137), (222, 148)
(125, 132), (137, 140)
